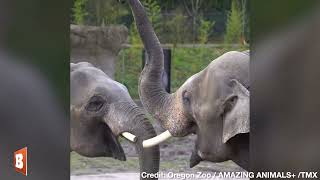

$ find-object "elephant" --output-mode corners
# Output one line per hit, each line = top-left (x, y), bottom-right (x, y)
(127, 0), (250, 170)
(70, 62), (160, 179)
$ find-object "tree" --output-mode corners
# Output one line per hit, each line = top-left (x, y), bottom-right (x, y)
(182, 0), (203, 43)
(198, 18), (215, 44)
(72, 0), (88, 25)
(89, 0), (129, 26)
(224, 0), (243, 44)
(130, 0), (162, 45)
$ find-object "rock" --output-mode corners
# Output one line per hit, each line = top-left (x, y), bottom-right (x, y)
(177, 150), (185, 155)
(70, 24), (128, 79)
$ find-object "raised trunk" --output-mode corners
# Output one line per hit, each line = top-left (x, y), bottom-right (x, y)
(128, 0), (187, 136)
(105, 102), (160, 180)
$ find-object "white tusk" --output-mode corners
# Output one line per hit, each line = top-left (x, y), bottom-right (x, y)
(143, 130), (172, 148)
(122, 132), (137, 142)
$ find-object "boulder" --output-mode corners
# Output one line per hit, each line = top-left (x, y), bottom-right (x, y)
(70, 24), (128, 79)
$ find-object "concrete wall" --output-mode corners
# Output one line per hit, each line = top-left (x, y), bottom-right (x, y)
(70, 24), (128, 79)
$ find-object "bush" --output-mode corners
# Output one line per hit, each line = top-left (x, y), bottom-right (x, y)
(163, 9), (188, 45)
(224, 0), (243, 44)
(72, 0), (88, 25)
(198, 18), (215, 44)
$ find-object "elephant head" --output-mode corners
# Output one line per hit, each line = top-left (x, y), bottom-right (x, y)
(70, 62), (159, 179)
(127, 0), (249, 169)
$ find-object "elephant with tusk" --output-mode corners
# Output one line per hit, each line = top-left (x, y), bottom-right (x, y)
(127, 0), (250, 170)
(70, 62), (160, 180)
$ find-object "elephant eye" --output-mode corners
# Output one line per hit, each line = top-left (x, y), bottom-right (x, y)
(182, 90), (191, 104)
(86, 96), (105, 112)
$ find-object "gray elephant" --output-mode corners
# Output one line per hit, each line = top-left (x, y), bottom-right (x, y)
(127, 0), (249, 169)
(70, 62), (159, 179)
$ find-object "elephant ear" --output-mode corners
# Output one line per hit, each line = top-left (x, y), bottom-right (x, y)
(222, 79), (249, 143)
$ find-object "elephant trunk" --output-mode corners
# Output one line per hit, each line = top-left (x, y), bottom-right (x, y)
(105, 102), (160, 180)
(130, 109), (160, 180)
(128, 0), (189, 136)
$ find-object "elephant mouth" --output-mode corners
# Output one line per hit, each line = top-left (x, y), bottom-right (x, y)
(103, 123), (126, 161)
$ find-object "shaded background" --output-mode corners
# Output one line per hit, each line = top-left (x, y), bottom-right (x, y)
(251, 0), (320, 174)
(4, 0), (70, 108)
(0, 0), (70, 179)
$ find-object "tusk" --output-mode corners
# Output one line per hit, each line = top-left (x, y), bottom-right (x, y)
(143, 130), (172, 148)
(122, 132), (137, 142)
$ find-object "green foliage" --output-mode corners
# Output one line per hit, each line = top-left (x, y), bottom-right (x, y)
(115, 48), (142, 98)
(127, 0), (162, 73)
(164, 9), (188, 46)
(129, 0), (162, 46)
(241, 0), (249, 42)
(89, 0), (129, 26)
(129, 23), (142, 46)
(224, 0), (243, 43)
(72, 0), (88, 25)
(142, 0), (162, 32)
(71, 0), (250, 43)
(115, 47), (246, 98)
(198, 18), (215, 44)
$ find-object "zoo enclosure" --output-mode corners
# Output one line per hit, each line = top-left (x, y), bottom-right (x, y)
(115, 44), (248, 99)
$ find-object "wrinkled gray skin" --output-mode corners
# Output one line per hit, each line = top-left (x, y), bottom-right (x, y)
(127, 0), (249, 169)
(71, 62), (159, 179)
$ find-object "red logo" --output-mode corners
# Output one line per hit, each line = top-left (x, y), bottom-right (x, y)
(14, 147), (28, 176)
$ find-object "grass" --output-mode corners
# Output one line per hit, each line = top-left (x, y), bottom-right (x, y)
(115, 46), (247, 98)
